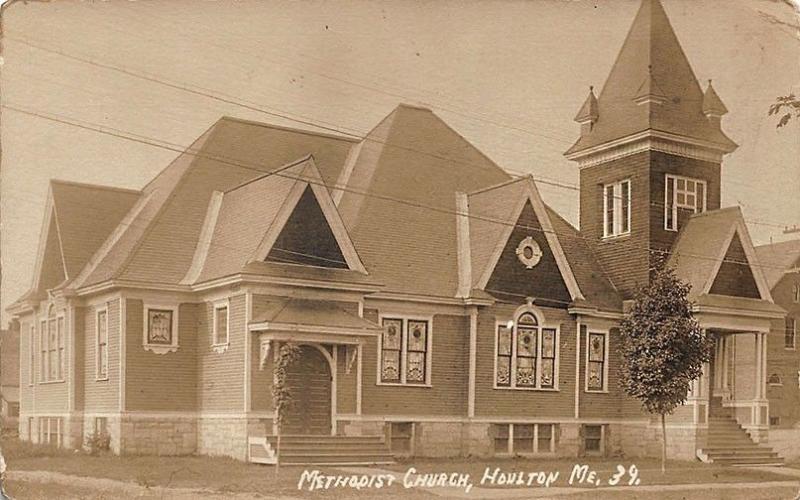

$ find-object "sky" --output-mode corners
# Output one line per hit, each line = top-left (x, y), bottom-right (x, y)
(1, 0), (799, 324)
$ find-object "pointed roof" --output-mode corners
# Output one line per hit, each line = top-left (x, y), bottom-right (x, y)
(574, 87), (599, 123)
(754, 239), (800, 290)
(188, 155), (366, 285)
(566, 0), (737, 156)
(335, 104), (511, 299)
(667, 207), (772, 302)
(72, 117), (357, 289)
(702, 80), (729, 116)
(463, 176), (586, 303)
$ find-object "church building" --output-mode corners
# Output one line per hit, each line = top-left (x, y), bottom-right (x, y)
(7, 0), (791, 465)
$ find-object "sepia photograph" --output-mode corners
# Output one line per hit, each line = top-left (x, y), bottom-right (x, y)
(0, 0), (799, 498)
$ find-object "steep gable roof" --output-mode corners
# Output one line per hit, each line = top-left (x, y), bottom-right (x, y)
(335, 104), (511, 299)
(463, 176), (585, 303)
(667, 207), (772, 301)
(74, 117), (357, 289)
(188, 156), (365, 285)
(27, 180), (140, 296)
(566, 0), (736, 156)
(755, 239), (800, 290)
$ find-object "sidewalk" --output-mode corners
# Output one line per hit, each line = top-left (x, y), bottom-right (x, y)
(338, 466), (800, 499)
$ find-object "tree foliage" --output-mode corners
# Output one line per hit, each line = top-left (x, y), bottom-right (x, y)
(768, 93), (800, 128)
(272, 342), (301, 430)
(619, 265), (713, 416)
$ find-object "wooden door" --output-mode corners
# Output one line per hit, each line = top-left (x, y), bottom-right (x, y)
(283, 345), (332, 435)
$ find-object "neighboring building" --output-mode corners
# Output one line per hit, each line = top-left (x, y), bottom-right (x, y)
(0, 325), (20, 432)
(755, 239), (800, 458)
(6, 0), (791, 464)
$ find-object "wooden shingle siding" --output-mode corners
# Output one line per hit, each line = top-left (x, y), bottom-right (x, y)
(84, 301), (120, 412)
(19, 315), (34, 415)
(580, 152), (652, 299)
(250, 338), (272, 412)
(474, 305), (576, 418)
(648, 152), (721, 259)
(578, 328), (645, 419)
(361, 309), (468, 416)
(198, 294), (245, 412)
(73, 306), (85, 411)
(125, 300), (198, 411)
(485, 202), (572, 306)
(336, 345), (357, 414)
(708, 235), (760, 298)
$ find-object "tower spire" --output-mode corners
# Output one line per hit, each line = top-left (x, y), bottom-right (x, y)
(565, 0), (736, 159)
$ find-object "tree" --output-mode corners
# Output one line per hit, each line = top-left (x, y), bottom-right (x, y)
(271, 342), (301, 473)
(769, 93), (800, 128)
(619, 265), (713, 473)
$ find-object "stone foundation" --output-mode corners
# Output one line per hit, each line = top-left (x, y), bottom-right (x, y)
(766, 428), (800, 459)
(119, 415), (197, 455)
(197, 417), (248, 460)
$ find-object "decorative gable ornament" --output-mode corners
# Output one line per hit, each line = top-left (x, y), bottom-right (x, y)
(516, 237), (543, 269)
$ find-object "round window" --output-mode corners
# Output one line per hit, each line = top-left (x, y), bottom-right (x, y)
(515, 236), (543, 269)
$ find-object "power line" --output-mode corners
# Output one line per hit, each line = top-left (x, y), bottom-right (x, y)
(3, 102), (793, 275)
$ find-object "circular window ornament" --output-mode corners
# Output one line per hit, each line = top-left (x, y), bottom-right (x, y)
(516, 236), (543, 269)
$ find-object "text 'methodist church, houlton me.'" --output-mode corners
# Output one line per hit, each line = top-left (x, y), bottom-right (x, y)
(8, 0), (798, 465)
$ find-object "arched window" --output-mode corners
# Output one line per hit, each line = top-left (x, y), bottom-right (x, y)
(768, 373), (782, 386)
(495, 309), (558, 390)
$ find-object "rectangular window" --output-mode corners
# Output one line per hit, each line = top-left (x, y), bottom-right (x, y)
(97, 309), (109, 380)
(786, 317), (796, 350)
(494, 316), (559, 391)
(379, 317), (430, 385)
(39, 320), (47, 383)
(389, 422), (413, 453)
(147, 309), (174, 345)
(496, 324), (512, 387)
(603, 179), (631, 238)
(584, 425), (604, 454)
(29, 325), (35, 385)
(493, 424), (510, 454)
(587, 332), (608, 391)
(793, 283), (800, 303)
(48, 318), (57, 381)
(57, 316), (65, 380)
(665, 174), (707, 231)
(537, 424), (554, 453)
(492, 423), (557, 455)
(213, 305), (229, 346)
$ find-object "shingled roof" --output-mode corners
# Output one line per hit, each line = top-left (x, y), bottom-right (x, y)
(755, 239), (800, 290)
(566, 0), (737, 156)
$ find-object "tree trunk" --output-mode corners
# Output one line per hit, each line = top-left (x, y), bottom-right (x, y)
(275, 426), (281, 476)
(660, 413), (667, 474)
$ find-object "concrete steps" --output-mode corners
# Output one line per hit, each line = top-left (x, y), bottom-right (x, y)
(699, 401), (784, 466)
(248, 435), (395, 465)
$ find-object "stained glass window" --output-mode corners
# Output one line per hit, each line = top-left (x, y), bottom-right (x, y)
(516, 328), (536, 387)
(540, 329), (556, 388)
(496, 325), (512, 386)
(380, 317), (429, 384)
(406, 321), (428, 383)
(495, 312), (558, 390)
(381, 318), (402, 382)
(148, 309), (173, 345)
(587, 332), (606, 390)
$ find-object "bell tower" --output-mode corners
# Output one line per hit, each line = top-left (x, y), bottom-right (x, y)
(565, 0), (737, 298)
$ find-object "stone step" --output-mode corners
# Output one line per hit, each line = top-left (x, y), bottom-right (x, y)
(703, 449), (780, 458)
(711, 456), (784, 466)
(274, 436), (386, 444)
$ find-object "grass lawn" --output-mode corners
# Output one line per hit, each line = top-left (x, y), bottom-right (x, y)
(1, 438), (797, 499)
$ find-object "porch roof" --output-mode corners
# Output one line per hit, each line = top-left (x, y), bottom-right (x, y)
(249, 298), (381, 333)
(694, 293), (785, 318)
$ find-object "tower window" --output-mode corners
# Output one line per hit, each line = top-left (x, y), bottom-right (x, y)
(603, 179), (631, 238)
(665, 175), (707, 231)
